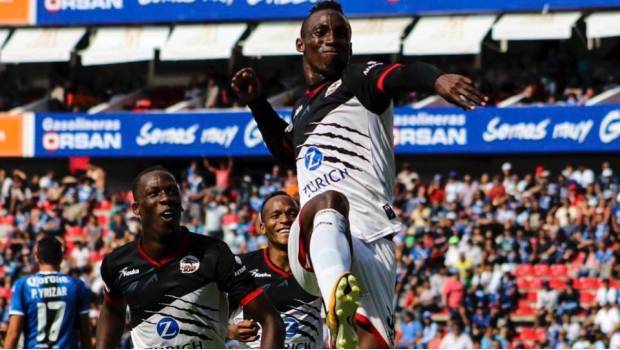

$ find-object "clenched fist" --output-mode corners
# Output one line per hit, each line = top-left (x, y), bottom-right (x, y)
(231, 68), (262, 104)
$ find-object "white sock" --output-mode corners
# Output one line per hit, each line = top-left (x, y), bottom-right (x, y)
(309, 209), (352, 304)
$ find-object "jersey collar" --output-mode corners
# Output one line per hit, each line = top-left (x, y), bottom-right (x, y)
(304, 81), (328, 98)
(137, 228), (190, 268)
(262, 248), (292, 277)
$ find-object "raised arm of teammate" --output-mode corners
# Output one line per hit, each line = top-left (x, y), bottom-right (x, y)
(243, 294), (285, 348)
(231, 68), (295, 165)
(95, 298), (127, 348)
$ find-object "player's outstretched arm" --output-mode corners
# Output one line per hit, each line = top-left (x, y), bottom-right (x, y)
(231, 68), (294, 165)
(95, 299), (127, 348)
(382, 62), (489, 110)
(243, 294), (285, 348)
(4, 315), (24, 348)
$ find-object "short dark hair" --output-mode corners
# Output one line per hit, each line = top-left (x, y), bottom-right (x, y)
(36, 236), (63, 266)
(131, 166), (175, 199)
(260, 191), (298, 220)
(300, 1), (346, 37)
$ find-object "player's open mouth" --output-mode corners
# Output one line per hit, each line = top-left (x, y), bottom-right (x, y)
(277, 228), (290, 235)
(160, 209), (177, 221)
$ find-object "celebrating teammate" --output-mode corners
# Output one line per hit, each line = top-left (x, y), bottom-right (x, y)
(4, 236), (92, 349)
(229, 191), (323, 348)
(231, 1), (487, 348)
(95, 166), (284, 348)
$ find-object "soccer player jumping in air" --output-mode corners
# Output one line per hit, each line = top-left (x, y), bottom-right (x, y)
(231, 1), (487, 348)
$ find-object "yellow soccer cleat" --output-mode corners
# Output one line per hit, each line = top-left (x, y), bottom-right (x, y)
(327, 273), (361, 349)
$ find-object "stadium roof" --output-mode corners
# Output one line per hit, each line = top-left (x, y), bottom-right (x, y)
(80, 27), (169, 66)
(403, 15), (496, 55)
(242, 21), (300, 57)
(585, 11), (620, 39)
(0, 28), (85, 63)
(349, 18), (412, 55)
(492, 12), (581, 41)
(160, 24), (246, 61)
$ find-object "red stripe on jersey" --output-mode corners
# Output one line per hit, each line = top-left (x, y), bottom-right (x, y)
(305, 82), (327, 97)
(355, 313), (390, 349)
(263, 248), (292, 277)
(240, 287), (264, 306)
(137, 231), (190, 268)
(376, 64), (402, 94)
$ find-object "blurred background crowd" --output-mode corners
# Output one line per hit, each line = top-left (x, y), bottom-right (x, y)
(0, 157), (618, 348)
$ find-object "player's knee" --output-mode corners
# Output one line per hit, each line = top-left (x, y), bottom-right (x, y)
(316, 190), (349, 216)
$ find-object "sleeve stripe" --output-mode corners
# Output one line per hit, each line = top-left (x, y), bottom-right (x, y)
(80, 310), (90, 315)
(376, 63), (402, 94)
(240, 287), (264, 306)
(9, 310), (24, 315)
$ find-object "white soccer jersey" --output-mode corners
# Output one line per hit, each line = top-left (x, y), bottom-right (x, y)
(288, 61), (403, 242)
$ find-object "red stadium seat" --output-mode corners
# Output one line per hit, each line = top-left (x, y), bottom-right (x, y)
(611, 280), (620, 289)
(518, 299), (532, 308)
(550, 264), (568, 277)
(527, 291), (538, 302)
(516, 264), (534, 277)
(549, 279), (567, 290)
(517, 278), (531, 290)
(513, 305), (535, 317)
(518, 328), (546, 342)
(530, 278), (543, 289)
(533, 264), (551, 277)
(579, 278), (602, 290)
(580, 292), (596, 306)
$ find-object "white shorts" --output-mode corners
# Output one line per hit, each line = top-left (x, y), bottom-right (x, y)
(288, 216), (396, 348)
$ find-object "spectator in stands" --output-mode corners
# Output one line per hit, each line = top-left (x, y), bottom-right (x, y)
(414, 311), (438, 349)
(595, 302), (620, 336)
(204, 77), (221, 108)
(397, 311), (421, 349)
(203, 157), (233, 194)
(537, 280), (559, 317)
(557, 279), (581, 316)
(596, 278), (618, 307)
(442, 269), (465, 317)
(440, 318), (473, 349)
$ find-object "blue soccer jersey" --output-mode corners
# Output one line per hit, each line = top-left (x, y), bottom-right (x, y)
(9, 272), (91, 348)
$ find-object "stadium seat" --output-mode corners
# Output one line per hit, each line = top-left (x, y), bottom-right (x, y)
(550, 264), (569, 277)
(611, 280), (620, 289)
(518, 328), (546, 342)
(579, 277), (602, 290)
(516, 264), (534, 277)
(518, 299), (532, 308)
(527, 291), (538, 302)
(517, 278), (531, 290)
(549, 278), (567, 290)
(580, 292), (596, 306)
(530, 278), (543, 289)
(533, 264), (551, 277)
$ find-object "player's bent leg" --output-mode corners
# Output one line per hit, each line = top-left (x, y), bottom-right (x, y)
(298, 190), (361, 348)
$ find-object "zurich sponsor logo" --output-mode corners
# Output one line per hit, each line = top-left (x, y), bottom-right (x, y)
(283, 316), (300, 338)
(304, 147), (323, 171)
(599, 110), (620, 144)
(157, 317), (180, 340)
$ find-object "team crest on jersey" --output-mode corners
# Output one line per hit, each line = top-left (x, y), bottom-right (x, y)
(325, 79), (342, 97)
(179, 255), (200, 274)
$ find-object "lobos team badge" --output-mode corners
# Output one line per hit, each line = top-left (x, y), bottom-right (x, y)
(325, 79), (342, 97)
(180, 255), (200, 274)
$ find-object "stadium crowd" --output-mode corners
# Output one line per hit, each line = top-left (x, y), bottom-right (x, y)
(0, 158), (618, 348)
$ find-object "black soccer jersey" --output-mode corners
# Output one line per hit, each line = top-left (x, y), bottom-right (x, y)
(286, 61), (403, 242)
(101, 229), (261, 348)
(238, 249), (323, 349)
